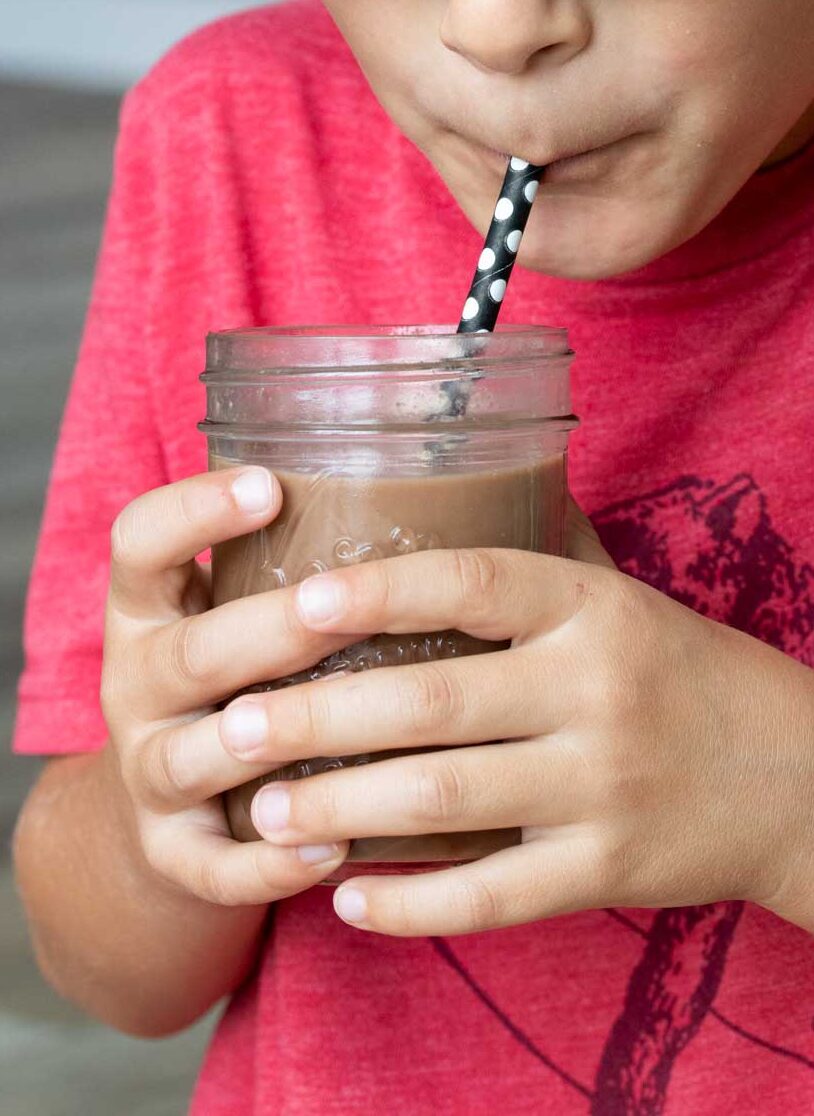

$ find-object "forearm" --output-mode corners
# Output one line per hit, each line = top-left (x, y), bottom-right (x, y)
(13, 748), (267, 1037)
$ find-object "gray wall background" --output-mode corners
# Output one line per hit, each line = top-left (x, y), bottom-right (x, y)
(1, 4), (280, 1112)
(1, 1), (260, 89)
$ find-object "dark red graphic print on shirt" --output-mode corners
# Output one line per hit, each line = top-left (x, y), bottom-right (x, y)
(434, 474), (814, 1113)
(594, 473), (814, 664)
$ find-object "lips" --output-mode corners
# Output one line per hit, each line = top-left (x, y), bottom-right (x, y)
(544, 140), (627, 182)
(477, 134), (636, 184)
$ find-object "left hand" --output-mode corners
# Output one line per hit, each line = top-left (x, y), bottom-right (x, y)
(216, 513), (814, 937)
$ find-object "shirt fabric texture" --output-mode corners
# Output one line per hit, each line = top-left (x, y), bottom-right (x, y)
(13, 3), (814, 1112)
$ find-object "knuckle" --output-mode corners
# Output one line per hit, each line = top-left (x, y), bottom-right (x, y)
(385, 881), (429, 937)
(394, 885), (421, 935)
(593, 823), (641, 900)
(595, 749), (648, 815)
(603, 671), (635, 720)
(174, 486), (202, 534)
(288, 685), (329, 755)
(99, 663), (124, 721)
(583, 648), (637, 723)
(410, 757), (467, 826)
(455, 873), (502, 930)
(398, 664), (462, 738)
(167, 616), (212, 689)
(451, 548), (500, 607)
(144, 731), (192, 806)
(194, 856), (238, 906)
(247, 851), (289, 902)
(139, 824), (172, 882)
(600, 567), (639, 616)
(300, 775), (339, 835)
(369, 559), (396, 615)
(595, 582), (653, 698)
(110, 505), (140, 570)
(140, 823), (239, 907)
(116, 748), (143, 804)
(102, 640), (154, 726)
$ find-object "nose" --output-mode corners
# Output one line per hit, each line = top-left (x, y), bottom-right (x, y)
(440, 0), (591, 75)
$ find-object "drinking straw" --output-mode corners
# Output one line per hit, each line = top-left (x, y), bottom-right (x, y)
(437, 156), (544, 417)
(457, 156), (545, 335)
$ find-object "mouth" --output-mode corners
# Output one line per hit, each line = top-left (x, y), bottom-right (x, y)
(477, 135), (636, 184)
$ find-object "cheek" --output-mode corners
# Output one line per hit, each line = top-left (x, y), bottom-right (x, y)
(655, 25), (729, 85)
(631, 0), (749, 84)
(622, 2), (757, 147)
(642, 2), (811, 150)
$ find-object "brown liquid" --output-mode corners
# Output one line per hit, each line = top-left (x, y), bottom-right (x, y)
(213, 455), (565, 877)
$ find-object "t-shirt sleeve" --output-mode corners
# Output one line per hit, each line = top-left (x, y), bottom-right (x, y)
(12, 88), (168, 755)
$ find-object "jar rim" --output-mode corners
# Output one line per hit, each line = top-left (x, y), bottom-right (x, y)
(204, 323), (571, 378)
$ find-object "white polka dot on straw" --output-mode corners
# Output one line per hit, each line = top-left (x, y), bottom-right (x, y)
(506, 229), (522, 253)
(524, 180), (539, 203)
(510, 157), (530, 171)
(478, 247), (496, 270)
(489, 279), (507, 303)
(494, 197), (514, 221)
(461, 296), (480, 321)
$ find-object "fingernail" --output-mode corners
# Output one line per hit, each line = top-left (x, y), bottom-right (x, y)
(253, 786), (291, 833)
(232, 468), (273, 515)
(297, 576), (345, 626)
(297, 844), (339, 865)
(220, 701), (267, 756)
(334, 886), (367, 923)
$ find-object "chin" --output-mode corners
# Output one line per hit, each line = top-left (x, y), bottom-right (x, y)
(518, 241), (665, 281)
(507, 191), (698, 281)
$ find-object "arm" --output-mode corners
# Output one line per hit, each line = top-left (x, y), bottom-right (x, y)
(14, 750), (265, 1038)
(14, 468), (351, 1037)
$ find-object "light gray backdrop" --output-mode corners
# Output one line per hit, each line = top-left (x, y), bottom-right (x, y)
(1, 4), (282, 1112)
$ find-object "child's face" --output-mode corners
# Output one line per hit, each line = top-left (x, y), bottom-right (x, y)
(324, 0), (814, 279)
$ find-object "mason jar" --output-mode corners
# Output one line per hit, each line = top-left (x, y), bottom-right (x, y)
(199, 325), (577, 882)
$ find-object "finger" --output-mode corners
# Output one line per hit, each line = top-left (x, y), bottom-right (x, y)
(132, 670), (358, 806)
(331, 832), (603, 936)
(292, 548), (598, 643)
(250, 737), (589, 845)
(134, 712), (285, 809)
(144, 813), (349, 905)
(109, 467), (282, 619)
(219, 647), (572, 765)
(146, 585), (367, 714)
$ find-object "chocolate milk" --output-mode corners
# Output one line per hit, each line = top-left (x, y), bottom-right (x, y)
(213, 454), (565, 871)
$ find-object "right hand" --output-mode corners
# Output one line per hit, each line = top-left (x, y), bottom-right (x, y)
(102, 466), (351, 906)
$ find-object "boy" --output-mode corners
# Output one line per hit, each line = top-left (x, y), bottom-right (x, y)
(13, 2), (814, 1111)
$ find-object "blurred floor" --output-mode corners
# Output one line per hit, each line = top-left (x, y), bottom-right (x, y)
(0, 80), (214, 1116)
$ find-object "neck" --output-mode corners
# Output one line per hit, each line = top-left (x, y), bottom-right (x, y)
(764, 101), (814, 166)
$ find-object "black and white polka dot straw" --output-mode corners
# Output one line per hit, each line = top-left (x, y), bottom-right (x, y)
(457, 156), (545, 334)
(434, 156), (544, 420)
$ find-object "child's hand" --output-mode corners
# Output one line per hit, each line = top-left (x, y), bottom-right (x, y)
(219, 539), (814, 936)
(102, 468), (350, 906)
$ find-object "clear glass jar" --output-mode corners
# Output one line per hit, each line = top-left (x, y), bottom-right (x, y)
(200, 325), (577, 881)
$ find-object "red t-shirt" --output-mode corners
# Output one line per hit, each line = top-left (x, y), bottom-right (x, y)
(14, 2), (814, 1112)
